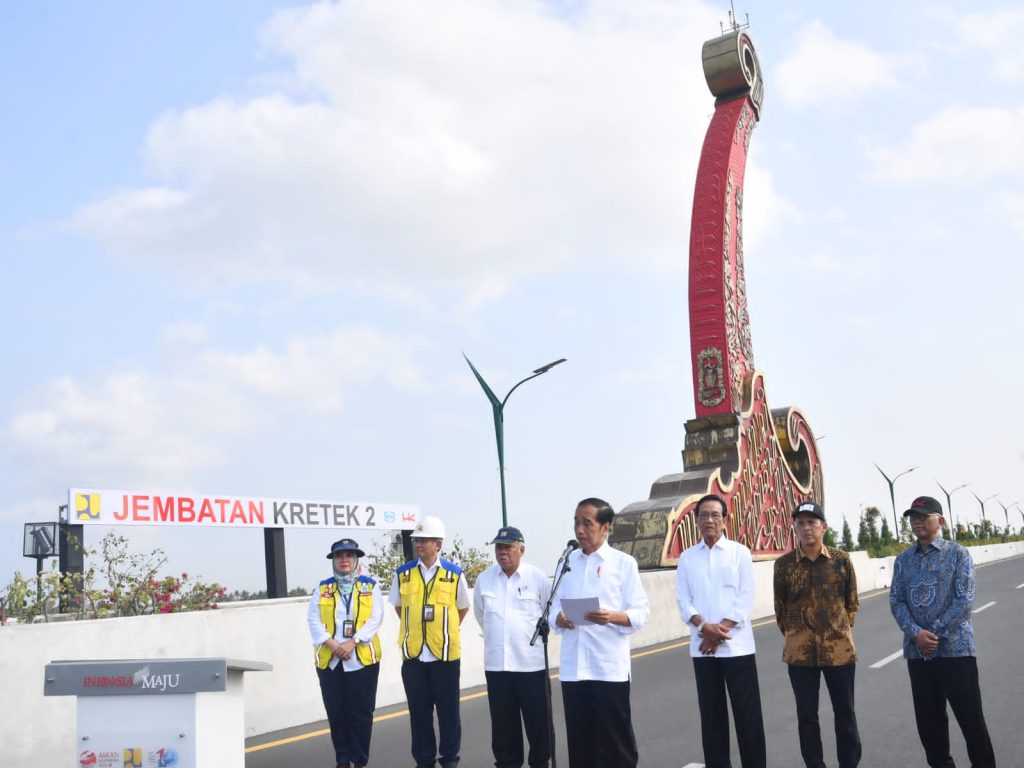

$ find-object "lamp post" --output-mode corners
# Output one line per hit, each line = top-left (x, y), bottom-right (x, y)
(995, 499), (1017, 536)
(874, 463), (919, 537)
(1012, 502), (1024, 534)
(464, 354), (567, 528)
(971, 492), (997, 539)
(935, 481), (968, 541)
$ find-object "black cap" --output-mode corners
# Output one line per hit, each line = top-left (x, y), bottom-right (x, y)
(792, 501), (826, 522)
(326, 538), (365, 559)
(904, 496), (943, 517)
(490, 526), (525, 544)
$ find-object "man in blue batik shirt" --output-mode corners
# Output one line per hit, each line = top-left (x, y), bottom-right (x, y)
(889, 496), (996, 768)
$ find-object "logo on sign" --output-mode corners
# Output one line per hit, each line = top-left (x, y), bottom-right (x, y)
(132, 665), (180, 692)
(79, 751), (97, 767)
(123, 748), (142, 768)
(76, 493), (100, 521)
(157, 748), (179, 767)
(384, 510), (396, 523)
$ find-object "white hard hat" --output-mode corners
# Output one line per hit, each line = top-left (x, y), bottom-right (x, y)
(410, 515), (446, 539)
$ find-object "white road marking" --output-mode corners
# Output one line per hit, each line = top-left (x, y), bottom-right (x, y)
(870, 650), (904, 669)
(681, 764), (706, 768)
(1016, 583), (1024, 589)
(973, 601), (997, 614)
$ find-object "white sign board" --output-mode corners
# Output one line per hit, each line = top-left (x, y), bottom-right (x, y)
(68, 488), (420, 532)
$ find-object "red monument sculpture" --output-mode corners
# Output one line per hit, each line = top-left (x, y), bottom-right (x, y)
(608, 27), (823, 568)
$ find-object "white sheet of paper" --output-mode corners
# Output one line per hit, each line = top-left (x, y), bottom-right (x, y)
(561, 596), (600, 626)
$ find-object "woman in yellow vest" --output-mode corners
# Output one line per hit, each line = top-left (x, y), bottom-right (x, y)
(307, 538), (383, 768)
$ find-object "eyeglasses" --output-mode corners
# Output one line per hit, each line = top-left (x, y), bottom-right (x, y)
(696, 512), (724, 520)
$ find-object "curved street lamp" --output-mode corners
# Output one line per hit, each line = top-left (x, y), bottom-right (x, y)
(1011, 502), (1024, 532)
(935, 480), (968, 541)
(874, 463), (919, 537)
(464, 354), (567, 528)
(995, 498), (1018, 535)
(971, 492), (997, 539)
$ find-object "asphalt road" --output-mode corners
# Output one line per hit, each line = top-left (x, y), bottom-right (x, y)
(246, 555), (1023, 767)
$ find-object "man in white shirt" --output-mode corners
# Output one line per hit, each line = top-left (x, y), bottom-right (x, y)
(473, 526), (553, 768)
(676, 494), (766, 768)
(552, 497), (650, 768)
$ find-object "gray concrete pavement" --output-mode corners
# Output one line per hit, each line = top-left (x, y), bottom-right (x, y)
(246, 555), (1023, 767)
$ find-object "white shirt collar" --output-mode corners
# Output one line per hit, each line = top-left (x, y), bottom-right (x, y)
(696, 532), (730, 551)
(581, 539), (612, 560)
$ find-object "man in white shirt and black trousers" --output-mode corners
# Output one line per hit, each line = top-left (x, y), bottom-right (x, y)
(676, 493), (766, 768)
(552, 497), (650, 768)
(473, 526), (553, 768)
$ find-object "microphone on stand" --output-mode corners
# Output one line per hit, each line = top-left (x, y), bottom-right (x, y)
(558, 539), (579, 562)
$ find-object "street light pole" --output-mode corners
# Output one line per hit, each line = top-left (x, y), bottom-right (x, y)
(1011, 502), (1024, 533)
(971, 492), (997, 539)
(874, 463), (919, 538)
(464, 354), (567, 528)
(935, 480), (968, 541)
(995, 499), (1016, 535)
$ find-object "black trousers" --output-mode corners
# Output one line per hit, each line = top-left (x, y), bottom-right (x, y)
(316, 662), (380, 766)
(907, 657), (996, 768)
(692, 654), (767, 768)
(561, 680), (638, 768)
(787, 663), (862, 768)
(485, 670), (551, 768)
(401, 658), (462, 767)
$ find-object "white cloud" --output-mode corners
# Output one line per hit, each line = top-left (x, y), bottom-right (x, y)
(8, 374), (218, 484)
(868, 105), (1024, 183)
(199, 325), (425, 412)
(4, 326), (425, 485)
(774, 20), (902, 111)
(743, 159), (799, 257)
(161, 322), (208, 344)
(953, 8), (1024, 81)
(1005, 194), (1024, 240)
(65, 0), (794, 302)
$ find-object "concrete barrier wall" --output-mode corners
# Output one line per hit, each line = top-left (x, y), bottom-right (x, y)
(3, 542), (1021, 766)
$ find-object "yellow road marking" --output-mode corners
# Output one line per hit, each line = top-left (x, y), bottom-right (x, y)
(246, 589), (893, 754)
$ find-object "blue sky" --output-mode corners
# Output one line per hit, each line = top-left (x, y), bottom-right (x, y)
(3, 0), (1022, 591)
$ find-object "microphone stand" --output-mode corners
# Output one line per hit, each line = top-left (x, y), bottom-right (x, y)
(531, 549), (574, 768)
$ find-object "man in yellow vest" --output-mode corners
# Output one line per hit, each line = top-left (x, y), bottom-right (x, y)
(307, 538), (383, 768)
(390, 515), (470, 768)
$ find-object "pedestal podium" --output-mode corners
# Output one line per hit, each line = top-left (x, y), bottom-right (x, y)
(43, 657), (271, 768)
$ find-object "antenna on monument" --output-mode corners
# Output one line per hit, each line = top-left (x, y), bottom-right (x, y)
(720, 1), (750, 34)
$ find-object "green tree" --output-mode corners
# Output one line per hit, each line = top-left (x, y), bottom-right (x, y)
(840, 518), (855, 551)
(864, 506), (882, 549)
(856, 516), (871, 551)
(880, 517), (894, 547)
(365, 534), (491, 590)
(823, 528), (837, 548)
(899, 516), (913, 543)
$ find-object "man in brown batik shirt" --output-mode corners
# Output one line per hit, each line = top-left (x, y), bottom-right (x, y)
(774, 501), (861, 768)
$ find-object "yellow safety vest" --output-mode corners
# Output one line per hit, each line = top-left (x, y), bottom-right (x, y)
(396, 559), (463, 661)
(314, 575), (382, 669)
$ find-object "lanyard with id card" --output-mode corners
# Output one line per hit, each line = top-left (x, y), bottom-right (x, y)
(423, 571), (441, 622)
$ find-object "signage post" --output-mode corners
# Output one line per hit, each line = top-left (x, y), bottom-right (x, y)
(44, 657), (271, 768)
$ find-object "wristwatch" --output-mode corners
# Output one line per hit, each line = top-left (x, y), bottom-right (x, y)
(696, 620), (706, 633)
